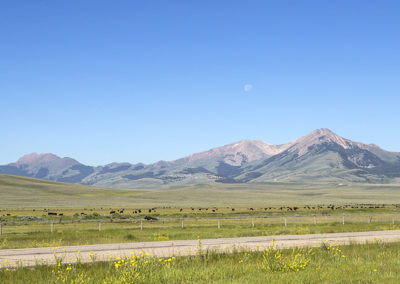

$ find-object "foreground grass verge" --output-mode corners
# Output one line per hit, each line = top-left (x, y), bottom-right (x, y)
(1, 221), (400, 249)
(1, 241), (400, 283)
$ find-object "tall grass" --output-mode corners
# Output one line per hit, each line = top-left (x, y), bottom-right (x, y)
(1, 241), (400, 283)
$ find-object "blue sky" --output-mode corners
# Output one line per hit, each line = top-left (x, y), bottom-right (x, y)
(1, 0), (399, 165)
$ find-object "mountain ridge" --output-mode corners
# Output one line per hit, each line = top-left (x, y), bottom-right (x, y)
(1, 128), (400, 188)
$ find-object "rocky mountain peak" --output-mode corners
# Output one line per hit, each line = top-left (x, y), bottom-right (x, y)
(286, 128), (352, 156)
(15, 153), (61, 166)
(13, 153), (80, 170)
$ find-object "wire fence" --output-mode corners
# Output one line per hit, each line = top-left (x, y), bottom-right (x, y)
(1, 213), (399, 236)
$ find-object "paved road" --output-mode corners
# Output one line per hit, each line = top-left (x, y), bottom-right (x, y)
(1, 230), (400, 268)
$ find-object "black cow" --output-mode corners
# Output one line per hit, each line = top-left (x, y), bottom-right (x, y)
(144, 216), (158, 221)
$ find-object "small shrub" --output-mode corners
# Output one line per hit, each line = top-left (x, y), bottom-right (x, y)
(125, 234), (137, 240)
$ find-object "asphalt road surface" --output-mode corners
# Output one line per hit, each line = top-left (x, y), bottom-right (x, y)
(1, 230), (400, 268)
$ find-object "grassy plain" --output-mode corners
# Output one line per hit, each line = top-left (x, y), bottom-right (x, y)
(2, 174), (400, 282)
(2, 174), (400, 208)
(1, 241), (400, 283)
(2, 174), (400, 249)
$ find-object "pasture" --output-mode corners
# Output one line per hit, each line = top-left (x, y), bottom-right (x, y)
(2, 174), (400, 249)
(2, 206), (400, 249)
(2, 174), (400, 282)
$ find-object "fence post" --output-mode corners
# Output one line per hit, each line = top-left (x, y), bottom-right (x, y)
(368, 216), (371, 224)
(342, 216), (345, 225)
(51, 222), (54, 233)
(0, 224), (2, 236)
(181, 219), (184, 229)
(140, 220), (143, 231)
(284, 217), (287, 227)
(218, 220), (220, 229)
(71, 215), (74, 224)
(252, 219), (255, 228)
(99, 222), (102, 232)
(314, 216), (317, 225)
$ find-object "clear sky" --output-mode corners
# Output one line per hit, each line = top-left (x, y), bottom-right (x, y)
(1, 0), (399, 166)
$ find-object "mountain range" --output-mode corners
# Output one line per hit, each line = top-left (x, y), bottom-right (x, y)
(1, 128), (400, 188)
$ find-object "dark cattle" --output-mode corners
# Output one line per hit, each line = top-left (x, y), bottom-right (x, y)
(144, 216), (158, 221)
(48, 212), (57, 216)
(59, 213), (64, 216)
(138, 209), (142, 213)
(212, 209), (215, 212)
(180, 208), (183, 212)
(110, 211), (116, 214)
(249, 208), (254, 211)
(148, 209), (152, 213)
(232, 208), (235, 211)
(119, 210), (124, 213)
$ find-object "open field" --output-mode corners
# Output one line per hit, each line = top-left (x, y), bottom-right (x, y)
(2, 213), (400, 249)
(1, 241), (400, 283)
(3, 174), (400, 250)
(2, 176), (400, 283)
(2, 174), (400, 208)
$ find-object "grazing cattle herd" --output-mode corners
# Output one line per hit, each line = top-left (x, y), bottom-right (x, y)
(1, 204), (398, 224)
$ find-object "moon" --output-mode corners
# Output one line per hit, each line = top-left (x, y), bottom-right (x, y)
(244, 84), (253, 92)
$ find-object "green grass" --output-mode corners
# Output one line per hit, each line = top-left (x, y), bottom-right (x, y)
(2, 174), (400, 282)
(2, 173), (400, 250)
(1, 241), (400, 283)
(1, 220), (400, 249)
